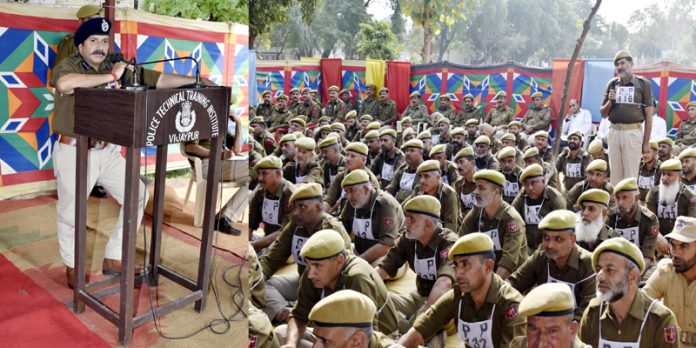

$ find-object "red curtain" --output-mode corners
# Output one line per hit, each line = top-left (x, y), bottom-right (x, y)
(551, 59), (585, 125)
(320, 58), (342, 107)
(386, 61), (412, 115)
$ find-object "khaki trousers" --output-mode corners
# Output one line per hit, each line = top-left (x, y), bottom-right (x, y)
(201, 157), (249, 221)
(607, 127), (643, 186)
(263, 273), (299, 320)
(53, 142), (148, 267)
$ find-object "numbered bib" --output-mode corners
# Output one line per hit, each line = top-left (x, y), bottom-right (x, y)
(261, 197), (280, 226)
(329, 173), (337, 183)
(295, 175), (306, 184)
(503, 181), (519, 198)
(352, 217), (374, 240)
(413, 253), (437, 281)
(432, 134), (441, 145)
(566, 162), (582, 178)
(460, 191), (475, 209)
(382, 163), (395, 182)
(481, 229), (502, 251)
(291, 234), (309, 266)
(442, 175), (449, 186)
(657, 201), (678, 220)
(400, 172), (416, 191)
(524, 204), (542, 225)
(457, 302), (495, 348)
(637, 175), (655, 190)
(615, 226), (641, 247)
(547, 269), (578, 307)
(616, 86), (635, 104)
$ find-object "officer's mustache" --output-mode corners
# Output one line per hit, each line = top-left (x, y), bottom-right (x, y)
(92, 50), (106, 56)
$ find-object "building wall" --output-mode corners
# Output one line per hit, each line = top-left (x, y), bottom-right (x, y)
(0, 0), (135, 9)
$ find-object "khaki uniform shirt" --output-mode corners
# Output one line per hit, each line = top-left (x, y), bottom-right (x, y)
(404, 182), (460, 232)
(287, 101), (301, 115)
(248, 306), (280, 348)
(256, 102), (275, 118)
(445, 143), (465, 162)
(324, 99), (347, 121)
(282, 160), (324, 187)
(556, 149), (590, 192)
(249, 179), (297, 234)
(370, 149), (405, 189)
(577, 224), (619, 252)
(474, 152), (500, 171)
(511, 186), (566, 252)
(247, 245), (266, 309)
(376, 98), (398, 125)
(485, 106), (515, 127)
(602, 75), (653, 124)
(579, 290), (679, 348)
(465, 131), (479, 146)
(369, 332), (396, 348)
(454, 176), (476, 219)
(292, 255), (399, 334)
(676, 119), (696, 146)
(296, 101), (322, 123)
(607, 204), (658, 260)
(638, 159), (662, 201)
(459, 201), (528, 273)
(267, 108), (294, 131)
(508, 245), (596, 321)
(455, 106), (483, 127)
(684, 175), (696, 194)
(567, 181), (614, 210)
(644, 258), (696, 347)
(502, 167), (523, 204)
(378, 226), (458, 297)
(324, 167), (379, 207)
(441, 160), (459, 186)
(401, 104), (430, 125)
(260, 212), (349, 277)
(321, 156), (345, 189)
(253, 133), (277, 156)
(542, 160), (562, 192)
(438, 106), (456, 124)
(54, 33), (76, 67)
(413, 274), (526, 346)
(359, 97), (380, 117)
(646, 184), (696, 236)
(51, 53), (161, 136)
(522, 105), (551, 132)
(340, 189), (403, 255)
(385, 163), (422, 203)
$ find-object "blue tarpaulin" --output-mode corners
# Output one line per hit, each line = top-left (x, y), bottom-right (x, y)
(581, 59), (615, 123)
(249, 50), (257, 106)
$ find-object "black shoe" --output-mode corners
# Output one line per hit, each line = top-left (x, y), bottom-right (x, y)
(214, 217), (241, 236)
(90, 185), (108, 198)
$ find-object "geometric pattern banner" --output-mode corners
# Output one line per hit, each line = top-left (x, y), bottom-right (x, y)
(341, 65), (366, 100)
(0, 3), (248, 198)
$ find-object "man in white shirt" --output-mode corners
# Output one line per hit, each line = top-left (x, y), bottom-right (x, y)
(561, 99), (593, 147)
(649, 102), (667, 141)
(596, 117), (611, 147)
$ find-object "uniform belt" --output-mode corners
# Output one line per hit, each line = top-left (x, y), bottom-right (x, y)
(610, 123), (641, 130)
(58, 135), (107, 149)
(682, 331), (696, 345)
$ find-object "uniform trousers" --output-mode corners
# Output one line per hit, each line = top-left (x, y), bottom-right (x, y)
(608, 127), (643, 186)
(263, 273), (299, 320)
(201, 157), (249, 221)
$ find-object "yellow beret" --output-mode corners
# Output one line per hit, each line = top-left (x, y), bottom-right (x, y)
(463, 93), (474, 101)
(365, 130), (380, 140)
(403, 128), (415, 139)
(345, 142), (368, 156)
(531, 91), (543, 99)
(577, 188), (610, 207)
(319, 136), (339, 149)
(289, 117), (306, 127)
(295, 137), (316, 151)
(593, 237), (645, 273)
(76, 4), (101, 19)
(465, 119), (480, 126)
(614, 177), (638, 193)
(301, 87), (312, 94)
(367, 122), (381, 130)
(650, 140), (658, 150)
(328, 85), (340, 92)
(613, 50), (632, 63)
(379, 87), (389, 94)
(539, 210), (577, 232)
(497, 91), (508, 98)
(587, 139), (604, 154)
(448, 233), (494, 260)
(309, 290), (376, 328)
(379, 128), (397, 139)
(438, 118), (451, 126)
(665, 216), (696, 243)
(360, 114), (374, 121)
(289, 183), (323, 204)
(342, 169), (370, 188)
(473, 169), (505, 187)
(474, 135), (491, 145)
(501, 133), (516, 142)
(345, 110), (357, 120)
(688, 101), (696, 109)
(450, 127), (466, 137)
(679, 147), (696, 160)
(278, 133), (296, 145)
(253, 156), (283, 171)
(587, 159), (608, 172)
(520, 163), (544, 182)
(365, 83), (376, 90)
(429, 144), (446, 157)
(497, 146), (517, 160)
(658, 137), (674, 146)
(661, 158), (682, 171)
(417, 159), (441, 174)
(567, 130), (583, 139)
(319, 125), (332, 133)
(533, 130), (549, 139)
(401, 116), (413, 124)
(523, 147), (540, 159)
(277, 94), (289, 101)
(403, 195), (441, 218)
(292, 131), (304, 138)
(454, 147), (475, 161)
(417, 130), (432, 140)
(300, 229), (345, 260)
(261, 90), (272, 97)
(250, 116), (266, 125)
(518, 283), (575, 317)
(331, 123), (346, 132)
(440, 94), (451, 101)
(402, 139), (424, 150)
(409, 91), (421, 98)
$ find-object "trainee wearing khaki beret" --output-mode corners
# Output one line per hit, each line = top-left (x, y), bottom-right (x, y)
(509, 120), (522, 128)
(345, 110), (357, 120)
(577, 188), (610, 207)
(463, 93), (475, 101)
(409, 91), (421, 98)
(440, 94), (451, 101)
(331, 122), (346, 132)
(518, 282), (575, 317)
(403, 195), (441, 218)
(416, 160), (440, 174)
(365, 130), (379, 140)
(300, 229), (345, 260)
(289, 183), (323, 204)
(474, 135), (491, 145)
(76, 4), (101, 19)
(533, 130), (549, 139)
(586, 159), (608, 172)
(465, 118), (480, 126)
(538, 210), (576, 231)
(417, 130), (431, 140)
(473, 169), (505, 187)
(613, 177), (638, 193)
(454, 147), (475, 161)
(250, 116), (266, 125)
(295, 137), (316, 151)
(592, 237), (645, 273)
(519, 163), (544, 183)
(309, 289), (376, 327)
(402, 139), (424, 150)
(438, 118), (451, 126)
(328, 85), (340, 93)
(661, 158), (682, 171)
(531, 91), (543, 99)
(345, 142), (368, 157)
(277, 94), (289, 101)
(341, 169), (370, 187)
(318, 136), (338, 149)
(658, 137), (674, 147)
(278, 133), (296, 145)
(450, 127), (466, 137)
(649, 140), (658, 150)
(401, 116), (413, 124)
(429, 144), (446, 157)
(360, 114), (374, 122)
(523, 147), (540, 160)
(289, 117), (306, 128)
(501, 133), (516, 142)
(367, 122), (381, 130)
(687, 101), (696, 109)
(447, 233), (494, 260)
(678, 147), (696, 160)
(379, 128), (397, 139)
(253, 156), (283, 171)
(587, 139), (604, 155)
(613, 50), (632, 63)
(497, 146), (516, 160)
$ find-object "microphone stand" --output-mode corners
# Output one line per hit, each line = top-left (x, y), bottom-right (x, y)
(125, 56), (204, 90)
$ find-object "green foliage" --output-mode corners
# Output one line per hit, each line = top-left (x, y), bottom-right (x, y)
(143, 0), (247, 23)
(356, 21), (400, 60)
(248, 0), (318, 48)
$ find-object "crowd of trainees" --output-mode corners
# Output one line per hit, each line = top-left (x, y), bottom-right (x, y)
(244, 111), (696, 347)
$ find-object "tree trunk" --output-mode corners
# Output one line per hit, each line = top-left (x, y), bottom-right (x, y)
(552, 0), (602, 158)
(249, 32), (257, 49)
(421, 19), (432, 63)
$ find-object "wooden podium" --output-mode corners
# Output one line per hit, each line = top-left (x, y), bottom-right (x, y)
(72, 86), (231, 345)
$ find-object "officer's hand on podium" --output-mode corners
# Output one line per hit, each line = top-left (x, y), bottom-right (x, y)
(112, 61), (129, 79)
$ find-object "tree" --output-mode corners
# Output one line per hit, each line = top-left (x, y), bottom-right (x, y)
(144, 0), (247, 23)
(247, 0), (319, 49)
(356, 21), (400, 60)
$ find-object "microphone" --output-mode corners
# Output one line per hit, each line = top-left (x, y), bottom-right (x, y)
(108, 52), (144, 90)
(135, 56), (203, 89)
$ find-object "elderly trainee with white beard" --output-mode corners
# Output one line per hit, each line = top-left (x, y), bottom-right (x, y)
(574, 189), (619, 252)
(578, 238), (679, 347)
(646, 159), (696, 236)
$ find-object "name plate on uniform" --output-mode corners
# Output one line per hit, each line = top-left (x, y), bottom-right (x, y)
(616, 86), (635, 104)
